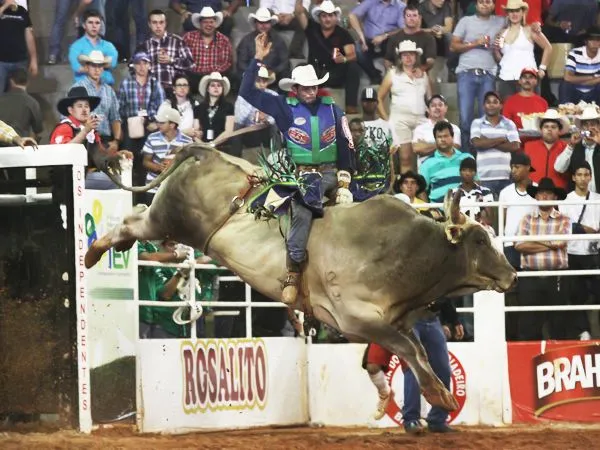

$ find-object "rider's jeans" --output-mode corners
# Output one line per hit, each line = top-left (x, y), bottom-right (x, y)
(287, 170), (337, 264)
(402, 316), (452, 426)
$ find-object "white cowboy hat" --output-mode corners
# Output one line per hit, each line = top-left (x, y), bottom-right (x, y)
(502, 0), (529, 11)
(575, 105), (600, 126)
(198, 71), (231, 97)
(191, 7), (223, 29)
(77, 49), (111, 67)
(257, 65), (276, 85)
(311, 0), (342, 22)
(278, 64), (329, 91)
(534, 109), (571, 132)
(248, 7), (279, 25)
(395, 40), (423, 56)
(155, 101), (182, 125)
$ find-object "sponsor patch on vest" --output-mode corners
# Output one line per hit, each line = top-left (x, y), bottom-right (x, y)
(321, 125), (335, 144)
(288, 127), (310, 145)
(341, 116), (355, 150)
(294, 117), (307, 126)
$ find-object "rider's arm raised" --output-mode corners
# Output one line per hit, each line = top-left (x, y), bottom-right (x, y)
(333, 106), (357, 174)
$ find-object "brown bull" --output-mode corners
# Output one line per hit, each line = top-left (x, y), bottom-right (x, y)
(84, 143), (517, 411)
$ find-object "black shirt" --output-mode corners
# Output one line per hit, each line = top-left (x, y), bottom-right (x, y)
(194, 99), (234, 143)
(304, 19), (354, 72)
(0, 5), (32, 62)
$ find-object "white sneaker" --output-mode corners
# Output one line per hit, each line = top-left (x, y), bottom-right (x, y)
(374, 390), (393, 420)
(580, 331), (591, 341)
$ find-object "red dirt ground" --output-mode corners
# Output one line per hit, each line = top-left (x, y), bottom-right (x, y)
(1, 424), (599, 450)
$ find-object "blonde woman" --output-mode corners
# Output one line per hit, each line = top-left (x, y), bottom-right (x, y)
(494, 0), (552, 99)
(377, 40), (431, 165)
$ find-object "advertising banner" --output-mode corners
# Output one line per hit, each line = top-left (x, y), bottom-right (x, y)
(508, 341), (600, 423)
(138, 337), (308, 433)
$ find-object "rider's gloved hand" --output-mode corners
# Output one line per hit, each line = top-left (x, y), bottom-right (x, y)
(336, 170), (353, 204)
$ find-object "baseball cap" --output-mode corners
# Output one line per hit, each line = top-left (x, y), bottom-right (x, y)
(520, 67), (538, 77)
(510, 152), (535, 172)
(361, 87), (378, 101)
(132, 51), (151, 63)
(426, 94), (447, 107)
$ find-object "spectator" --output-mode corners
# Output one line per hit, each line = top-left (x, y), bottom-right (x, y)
(558, 161), (600, 341)
(0, 68), (42, 141)
(73, 0), (106, 36)
(514, 177), (570, 341)
(470, 91), (520, 196)
(142, 102), (193, 203)
(542, 0), (597, 45)
(499, 151), (536, 269)
(412, 94), (461, 168)
(396, 170), (429, 211)
(68, 9), (118, 85)
(107, 0), (148, 63)
(554, 106), (600, 193)
(48, 0), (81, 64)
(524, 109), (570, 189)
(450, 0), (505, 152)
(118, 51), (165, 190)
(419, 0), (455, 80)
(168, 74), (202, 141)
(360, 87), (396, 156)
(169, 0), (241, 37)
(420, 121), (474, 203)
(50, 86), (131, 189)
(378, 40), (431, 166)
(452, 157), (494, 221)
(236, 8), (290, 86)
(138, 9), (195, 95)
(183, 7), (234, 95)
(72, 50), (122, 155)
(348, 0), (406, 84)
(261, 0), (309, 59)
(495, 0), (545, 25)
(384, 5), (436, 72)
(0, 119), (36, 148)
(559, 27), (600, 105)
(502, 68), (548, 130)
(0, 0), (37, 93)
(195, 72), (234, 144)
(493, 0), (552, 99)
(295, 0), (361, 114)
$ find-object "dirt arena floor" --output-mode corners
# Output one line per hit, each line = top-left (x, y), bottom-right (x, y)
(1, 424), (599, 450)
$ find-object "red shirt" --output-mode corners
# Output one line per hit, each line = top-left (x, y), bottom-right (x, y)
(524, 139), (570, 188)
(50, 116), (101, 145)
(494, 0), (550, 25)
(182, 31), (232, 74)
(503, 93), (548, 129)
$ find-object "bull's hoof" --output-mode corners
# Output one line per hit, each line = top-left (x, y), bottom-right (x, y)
(423, 387), (458, 411)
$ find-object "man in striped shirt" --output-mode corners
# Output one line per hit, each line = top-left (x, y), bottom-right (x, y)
(470, 91), (521, 197)
(560, 26), (600, 104)
(514, 177), (570, 340)
(142, 103), (193, 203)
(419, 121), (474, 203)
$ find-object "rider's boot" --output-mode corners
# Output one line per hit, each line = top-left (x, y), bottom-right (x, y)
(282, 257), (302, 305)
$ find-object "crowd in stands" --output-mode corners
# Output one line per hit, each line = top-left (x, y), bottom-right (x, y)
(0, 0), (599, 342)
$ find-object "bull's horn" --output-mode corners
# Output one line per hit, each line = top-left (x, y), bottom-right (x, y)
(443, 189), (465, 225)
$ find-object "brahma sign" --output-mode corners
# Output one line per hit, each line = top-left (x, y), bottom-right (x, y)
(508, 342), (600, 422)
(181, 339), (268, 413)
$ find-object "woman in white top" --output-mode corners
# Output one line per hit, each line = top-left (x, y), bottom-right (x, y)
(377, 40), (431, 166)
(168, 74), (202, 141)
(493, 0), (552, 99)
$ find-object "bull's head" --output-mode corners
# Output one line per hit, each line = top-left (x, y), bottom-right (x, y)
(442, 190), (517, 293)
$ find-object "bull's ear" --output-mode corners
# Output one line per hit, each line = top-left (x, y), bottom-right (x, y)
(443, 189), (465, 225)
(445, 224), (464, 244)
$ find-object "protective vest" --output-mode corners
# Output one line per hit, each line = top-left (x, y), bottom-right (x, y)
(285, 96), (338, 165)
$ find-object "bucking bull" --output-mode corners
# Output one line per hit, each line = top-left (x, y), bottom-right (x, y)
(84, 142), (517, 411)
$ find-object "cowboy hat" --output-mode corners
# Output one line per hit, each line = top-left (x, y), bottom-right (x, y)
(279, 64), (329, 91)
(502, 0), (529, 11)
(534, 109), (571, 132)
(155, 101), (182, 125)
(575, 105), (600, 126)
(77, 49), (111, 67)
(397, 170), (426, 194)
(257, 65), (276, 85)
(584, 25), (600, 40)
(248, 7), (278, 25)
(57, 86), (101, 116)
(191, 7), (223, 29)
(395, 40), (423, 56)
(311, 0), (341, 22)
(526, 177), (566, 200)
(198, 72), (231, 96)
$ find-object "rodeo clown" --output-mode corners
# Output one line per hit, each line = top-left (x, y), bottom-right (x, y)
(240, 32), (356, 305)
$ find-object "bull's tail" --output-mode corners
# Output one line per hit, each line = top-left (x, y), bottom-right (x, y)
(104, 124), (269, 193)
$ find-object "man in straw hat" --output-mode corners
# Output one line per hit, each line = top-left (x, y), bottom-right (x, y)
(182, 6), (234, 95)
(50, 86), (132, 189)
(240, 33), (356, 305)
(237, 7), (291, 84)
(555, 105), (600, 193)
(524, 108), (570, 189)
(294, 0), (361, 114)
(170, 0), (241, 36)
